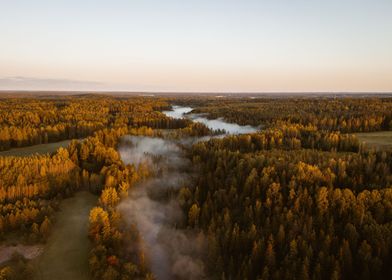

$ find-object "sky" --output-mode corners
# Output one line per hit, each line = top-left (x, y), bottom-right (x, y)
(0, 0), (391, 92)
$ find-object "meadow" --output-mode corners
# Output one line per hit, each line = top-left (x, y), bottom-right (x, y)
(355, 131), (392, 150)
(0, 140), (72, 157)
(32, 191), (97, 280)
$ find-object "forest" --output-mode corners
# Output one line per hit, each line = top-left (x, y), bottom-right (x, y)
(0, 95), (391, 280)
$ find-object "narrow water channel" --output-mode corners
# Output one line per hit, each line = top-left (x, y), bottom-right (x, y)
(162, 105), (258, 134)
(118, 106), (258, 280)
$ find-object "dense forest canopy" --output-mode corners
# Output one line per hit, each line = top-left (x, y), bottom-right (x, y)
(176, 97), (392, 132)
(0, 94), (391, 280)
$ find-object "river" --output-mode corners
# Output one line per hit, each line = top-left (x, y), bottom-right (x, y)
(162, 105), (258, 134)
(118, 105), (258, 280)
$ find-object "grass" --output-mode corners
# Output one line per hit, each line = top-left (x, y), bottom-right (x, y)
(0, 140), (72, 157)
(355, 131), (392, 150)
(32, 191), (97, 280)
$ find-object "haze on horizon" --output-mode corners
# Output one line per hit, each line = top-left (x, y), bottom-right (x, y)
(0, 0), (391, 93)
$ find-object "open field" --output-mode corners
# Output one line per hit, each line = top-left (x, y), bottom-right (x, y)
(32, 191), (97, 280)
(0, 140), (72, 157)
(355, 131), (392, 150)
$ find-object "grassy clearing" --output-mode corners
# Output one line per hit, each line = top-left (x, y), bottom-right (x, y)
(355, 131), (392, 150)
(32, 191), (97, 280)
(0, 140), (72, 157)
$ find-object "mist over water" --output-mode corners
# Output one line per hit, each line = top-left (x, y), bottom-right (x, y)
(118, 136), (206, 280)
(162, 106), (193, 119)
(191, 116), (257, 134)
(118, 107), (258, 279)
(163, 105), (258, 134)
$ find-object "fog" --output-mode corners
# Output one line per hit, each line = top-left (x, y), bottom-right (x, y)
(117, 136), (184, 167)
(118, 107), (258, 279)
(118, 136), (206, 280)
(163, 105), (258, 134)
(162, 106), (193, 119)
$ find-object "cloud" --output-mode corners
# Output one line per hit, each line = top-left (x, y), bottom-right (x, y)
(0, 76), (106, 91)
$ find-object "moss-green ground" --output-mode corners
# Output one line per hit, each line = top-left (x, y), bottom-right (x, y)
(0, 140), (72, 157)
(32, 191), (97, 280)
(355, 131), (392, 150)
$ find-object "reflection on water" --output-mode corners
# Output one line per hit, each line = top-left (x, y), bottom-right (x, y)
(163, 106), (258, 134)
(162, 106), (193, 119)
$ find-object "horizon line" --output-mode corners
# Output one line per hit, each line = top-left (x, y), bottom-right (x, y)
(1, 90), (392, 95)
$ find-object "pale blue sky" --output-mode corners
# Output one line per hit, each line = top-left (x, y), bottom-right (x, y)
(0, 0), (391, 92)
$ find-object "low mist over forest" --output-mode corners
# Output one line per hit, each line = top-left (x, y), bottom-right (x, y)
(1, 0), (391, 278)
(0, 94), (391, 280)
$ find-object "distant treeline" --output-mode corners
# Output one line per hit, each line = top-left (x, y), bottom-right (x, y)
(176, 97), (392, 132)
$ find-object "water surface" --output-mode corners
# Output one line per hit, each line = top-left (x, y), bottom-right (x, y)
(163, 106), (258, 134)
(162, 106), (193, 119)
